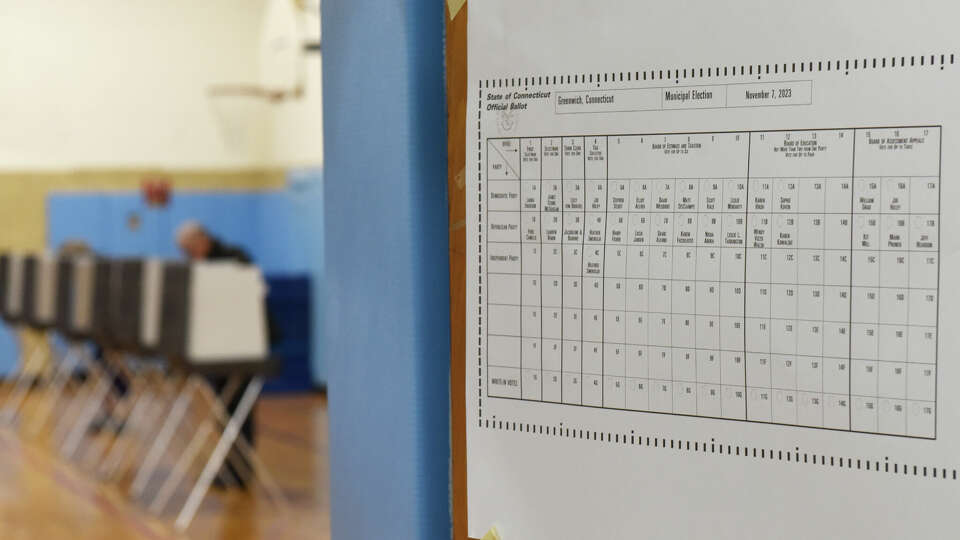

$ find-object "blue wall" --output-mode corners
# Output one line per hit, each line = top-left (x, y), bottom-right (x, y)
(47, 189), (312, 275)
(287, 169), (326, 388)
(322, 1), (450, 539)
(38, 172), (327, 386)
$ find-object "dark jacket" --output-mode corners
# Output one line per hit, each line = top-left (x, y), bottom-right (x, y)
(206, 238), (253, 264)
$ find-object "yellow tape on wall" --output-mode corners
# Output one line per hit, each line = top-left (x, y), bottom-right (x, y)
(0, 169), (285, 251)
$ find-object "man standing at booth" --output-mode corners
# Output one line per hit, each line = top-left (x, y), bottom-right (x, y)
(176, 220), (264, 488)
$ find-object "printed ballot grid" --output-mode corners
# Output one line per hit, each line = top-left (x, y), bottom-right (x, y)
(484, 127), (940, 438)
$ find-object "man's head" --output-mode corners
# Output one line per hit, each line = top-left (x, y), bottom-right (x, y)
(176, 220), (212, 260)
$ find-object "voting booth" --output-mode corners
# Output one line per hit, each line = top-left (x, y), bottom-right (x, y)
(0, 250), (283, 532)
(0, 252), (30, 422)
(55, 255), (96, 341)
(109, 258), (144, 353)
(0, 253), (25, 325)
(144, 259), (278, 530)
(1, 253), (65, 426)
(21, 253), (59, 330)
(138, 258), (164, 354)
(160, 260), (274, 374)
(90, 257), (115, 347)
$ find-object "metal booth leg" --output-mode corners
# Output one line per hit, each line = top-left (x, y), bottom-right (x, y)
(60, 360), (115, 459)
(142, 374), (248, 512)
(129, 375), (197, 499)
(174, 376), (264, 532)
(51, 346), (101, 445)
(196, 376), (289, 512)
(148, 421), (214, 514)
(98, 376), (161, 481)
(0, 332), (45, 424)
(27, 343), (82, 437)
(79, 354), (143, 470)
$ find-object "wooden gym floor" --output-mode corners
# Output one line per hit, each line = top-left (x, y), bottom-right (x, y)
(0, 390), (330, 540)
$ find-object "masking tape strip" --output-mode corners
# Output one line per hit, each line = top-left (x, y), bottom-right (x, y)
(447, 0), (466, 20)
(482, 526), (502, 540)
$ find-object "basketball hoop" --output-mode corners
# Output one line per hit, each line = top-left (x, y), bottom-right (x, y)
(206, 0), (317, 152)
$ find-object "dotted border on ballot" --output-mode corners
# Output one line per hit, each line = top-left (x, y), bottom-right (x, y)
(481, 53), (955, 88)
(478, 81), (484, 418)
(481, 417), (957, 481)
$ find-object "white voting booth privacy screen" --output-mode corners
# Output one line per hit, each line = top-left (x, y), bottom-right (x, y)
(187, 263), (268, 363)
(466, 2), (959, 538)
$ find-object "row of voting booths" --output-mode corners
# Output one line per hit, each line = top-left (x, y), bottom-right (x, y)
(0, 251), (286, 532)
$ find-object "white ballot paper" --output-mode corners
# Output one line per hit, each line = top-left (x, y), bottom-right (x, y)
(466, 2), (960, 538)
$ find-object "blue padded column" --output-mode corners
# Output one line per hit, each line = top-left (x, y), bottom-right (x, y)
(321, 1), (450, 539)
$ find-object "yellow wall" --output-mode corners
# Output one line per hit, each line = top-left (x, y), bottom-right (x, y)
(0, 169), (285, 251)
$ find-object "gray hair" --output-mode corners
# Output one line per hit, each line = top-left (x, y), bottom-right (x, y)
(175, 220), (205, 245)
